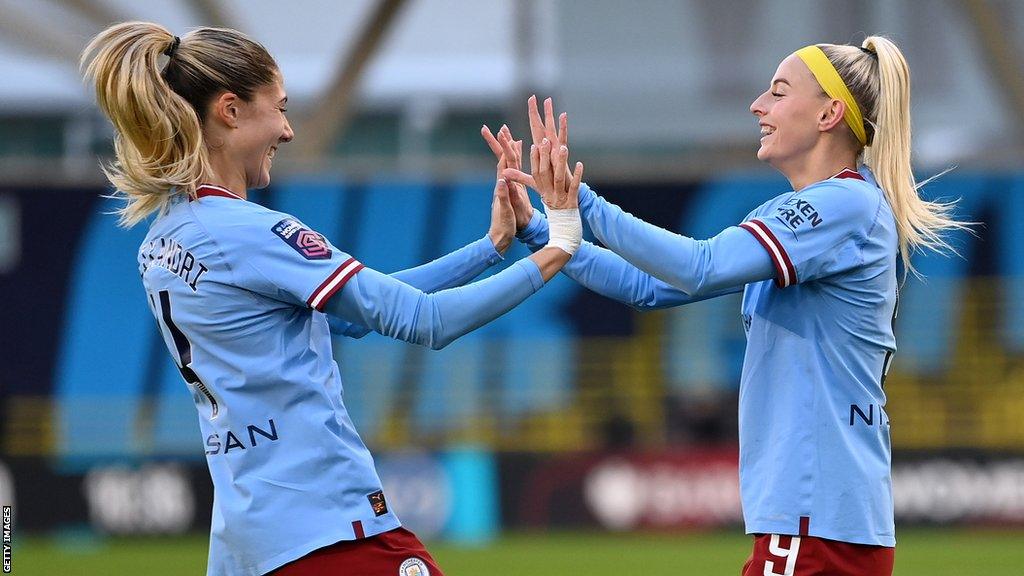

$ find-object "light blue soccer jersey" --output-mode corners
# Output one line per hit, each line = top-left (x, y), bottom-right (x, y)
(138, 184), (540, 575)
(551, 168), (897, 546)
(735, 168), (897, 546)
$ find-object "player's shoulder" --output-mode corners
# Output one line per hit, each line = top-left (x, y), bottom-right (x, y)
(190, 196), (300, 241)
(141, 194), (207, 247)
(797, 168), (883, 223)
(192, 198), (341, 264)
(190, 194), (279, 224)
(744, 191), (793, 222)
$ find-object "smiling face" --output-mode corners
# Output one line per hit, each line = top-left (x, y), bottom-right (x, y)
(749, 54), (831, 170)
(233, 75), (294, 189)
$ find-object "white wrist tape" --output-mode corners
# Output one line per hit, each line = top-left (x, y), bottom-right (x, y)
(546, 207), (582, 256)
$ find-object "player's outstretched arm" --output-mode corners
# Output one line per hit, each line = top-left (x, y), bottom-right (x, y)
(324, 252), (543, 350)
(323, 153), (582, 350)
(327, 177), (514, 338)
(383, 152), (518, 292)
(502, 95), (775, 297)
(326, 234), (504, 337)
(518, 210), (742, 309)
(484, 121), (741, 309)
(566, 183), (775, 296)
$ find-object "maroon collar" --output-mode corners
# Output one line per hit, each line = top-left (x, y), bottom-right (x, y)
(831, 167), (865, 181)
(193, 184), (244, 200)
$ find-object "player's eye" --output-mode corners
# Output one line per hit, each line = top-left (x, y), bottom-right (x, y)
(771, 92), (783, 98)
(278, 107), (288, 113)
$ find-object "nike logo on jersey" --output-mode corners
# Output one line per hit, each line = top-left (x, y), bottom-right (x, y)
(272, 218), (332, 260)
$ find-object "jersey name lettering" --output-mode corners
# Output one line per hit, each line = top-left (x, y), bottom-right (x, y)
(139, 237), (209, 291)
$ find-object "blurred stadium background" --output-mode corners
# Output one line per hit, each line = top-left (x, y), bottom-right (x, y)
(2, 0), (1024, 574)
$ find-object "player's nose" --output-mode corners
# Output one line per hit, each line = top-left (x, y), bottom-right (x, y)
(281, 117), (295, 143)
(750, 91), (769, 117)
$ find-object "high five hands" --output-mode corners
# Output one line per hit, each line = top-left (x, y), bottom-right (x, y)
(482, 96), (583, 220)
(482, 96), (584, 256)
(485, 145), (516, 255)
(481, 125), (531, 232)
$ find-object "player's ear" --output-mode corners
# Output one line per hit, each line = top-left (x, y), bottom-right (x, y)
(209, 91), (241, 129)
(819, 99), (846, 133)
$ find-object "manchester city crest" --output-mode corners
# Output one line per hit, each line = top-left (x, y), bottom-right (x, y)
(399, 557), (430, 576)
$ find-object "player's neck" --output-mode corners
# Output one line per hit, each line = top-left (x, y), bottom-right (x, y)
(202, 159), (248, 200)
(199, 171), (249, 198)
(781, 143), (859, 192)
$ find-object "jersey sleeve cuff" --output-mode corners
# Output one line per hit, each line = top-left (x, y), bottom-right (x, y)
(307, 257), (365, 311)
(476, 235), (505, 265)
(516, 209), (547, 246)
(515, 258), (545, 292)
(738, 219), (797, 288)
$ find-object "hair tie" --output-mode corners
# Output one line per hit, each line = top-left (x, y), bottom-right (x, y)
(164, 36), (181, 58)
(858, 46), (877, 59)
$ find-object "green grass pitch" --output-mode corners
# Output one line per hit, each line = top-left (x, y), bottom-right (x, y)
(11, 528), (1023, 575)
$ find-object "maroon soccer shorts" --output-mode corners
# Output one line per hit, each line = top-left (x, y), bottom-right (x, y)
(742, 533), (894, 576)
(269, 527), (445, 576)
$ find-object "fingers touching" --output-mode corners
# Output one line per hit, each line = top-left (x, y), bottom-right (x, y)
(490, 95), (580, 211)
(553, 145), (567, 206)
(481, 125), (503, 159)
(528, 95), (545, 147)
(568, 161), (584, 207)
(543, 98), (559, 145)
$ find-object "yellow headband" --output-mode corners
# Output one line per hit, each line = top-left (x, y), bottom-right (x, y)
(794, 45), (867, 145)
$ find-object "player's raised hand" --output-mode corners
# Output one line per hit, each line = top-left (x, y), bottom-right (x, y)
(502, 138), (552, 208)
(481, 124), (533, 230)
(550, 145), (584, 212)
(502, 106), (582, 212)
(503, 129), (584, 256)
(527, 96), (572, 184)
(486, 165), (515, 255)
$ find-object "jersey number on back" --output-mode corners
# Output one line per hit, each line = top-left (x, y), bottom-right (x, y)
(152, 290), (220, 419)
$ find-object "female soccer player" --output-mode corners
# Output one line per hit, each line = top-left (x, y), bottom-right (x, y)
(498, 37), (967, 576)
(82, 21), (582, 576)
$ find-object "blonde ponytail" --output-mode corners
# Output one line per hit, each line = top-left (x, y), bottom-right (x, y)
(82, 22), (206, 227)
(82, 22), (279, 227)
(821, 36), (971, 275)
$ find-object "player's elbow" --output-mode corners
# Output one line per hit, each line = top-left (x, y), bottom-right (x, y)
(430, 338), (453, 351)
(632, 299), (674, 311)
(628, 298), (660, 312)
(684, 279), (712, 298)
(628, 273), (676, 310)
(678, 243), (717, 296)
(425, 326), (456, 350)
(629, 279), (655, 310)
(420, 301), (456, 350)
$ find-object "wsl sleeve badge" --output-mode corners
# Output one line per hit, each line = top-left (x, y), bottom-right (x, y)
(272, 218), (332, 260)
(399, 557), (430, 576)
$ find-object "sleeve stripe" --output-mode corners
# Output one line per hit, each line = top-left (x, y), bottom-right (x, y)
(308, 257), (365, 311)
(738, 219), (797, 288)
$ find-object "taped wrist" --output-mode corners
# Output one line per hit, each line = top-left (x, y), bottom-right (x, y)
(545, 207), (582, 255)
